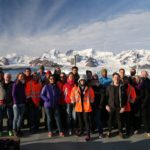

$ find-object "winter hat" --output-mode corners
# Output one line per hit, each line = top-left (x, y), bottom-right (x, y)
(78, 74), (87, 82)
(101, 68), (107, 74)
(46, 70), (52, 75)
(39, 65), (45, 70)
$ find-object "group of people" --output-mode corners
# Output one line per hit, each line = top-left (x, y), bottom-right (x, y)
(0, 65), (150, 141)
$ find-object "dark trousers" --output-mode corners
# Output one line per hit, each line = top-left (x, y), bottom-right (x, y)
(124, 112), (131, 134)
(76, 112), (90, 135)
(93, 109), (103, 134)
(0, 105), (5, 132)
(108, 108), (123, 133)
(29, 105), (40, 131)
(142, 108), (150, 133)
(59, 105), (67, 131)
(45, 107), (62, 132)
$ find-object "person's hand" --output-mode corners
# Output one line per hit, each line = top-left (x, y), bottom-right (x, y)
(120, 107), (125, 113)
(106, 105), (110, 112)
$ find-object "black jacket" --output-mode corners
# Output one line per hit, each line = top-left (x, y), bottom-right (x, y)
(4, 81), (14, 106)
(106, 84), (127, 109)
(140, 78), (150, 108)
(92, 84), (106, 109)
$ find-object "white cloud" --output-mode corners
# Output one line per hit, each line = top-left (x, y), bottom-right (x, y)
(0, 11), (150, 56)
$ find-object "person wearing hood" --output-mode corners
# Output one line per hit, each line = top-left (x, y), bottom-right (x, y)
(12, 72), (26, 136)
(41, 75), (64, 138)
(63, 72), (76, 135)
(0, 71), (6, 137)
(70, 75), (94, 141)
(106, 72), (127, 138)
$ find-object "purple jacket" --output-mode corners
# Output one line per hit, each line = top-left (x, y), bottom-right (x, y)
(41, 84), (60, 108)
(12, 81), (26, 105)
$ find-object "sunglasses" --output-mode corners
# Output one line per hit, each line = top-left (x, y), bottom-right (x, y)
(49, 78), (55, 80)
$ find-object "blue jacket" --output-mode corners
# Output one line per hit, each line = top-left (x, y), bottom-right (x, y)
(41, 84), (60, 108)
(99, 77), (112, 87)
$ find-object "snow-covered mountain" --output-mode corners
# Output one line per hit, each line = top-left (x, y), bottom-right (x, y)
(1, 49), (150, 75)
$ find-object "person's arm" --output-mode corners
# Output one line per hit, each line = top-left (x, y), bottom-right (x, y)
(70, 87), (75, 104)
(105, 86), (110, 112)
(89, 87), (95, 103)
(40, 85), (49, 102)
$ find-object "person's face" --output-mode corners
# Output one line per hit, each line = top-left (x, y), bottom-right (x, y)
(141, 71), (148, 78)
(39, 69), (44, 74)
(135, 77), (140, 84)
(68, 74), (74, 81)
(18, 74), (24, 81)
(72, 69), (78, 75)
(25, 70), (31, 77)
(119, 70), (125, 78)
(49, 76), (55, 84)
(4, 74), (11, 83)
(123, 79), (128, 85)
(80, 79), (86, 85)
(46, 74), (50, 79)
(86, 72), (92, 80)
(130, 70), (136, 76)
(60, 74), (65, 81)
(32, 74), (38, 81)
(55, 68), (61, 74)
(101, 71), (107, 77)
(93, 75), (98, 80)
(113, 75), (120, 84)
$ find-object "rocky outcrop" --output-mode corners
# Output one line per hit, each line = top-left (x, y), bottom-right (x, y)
(85, 57), (98, 67)
(29, 58), (62, 67)
(0, 57), (9, 66)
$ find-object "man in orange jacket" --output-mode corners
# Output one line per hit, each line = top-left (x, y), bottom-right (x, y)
(70, 75), (94, 141)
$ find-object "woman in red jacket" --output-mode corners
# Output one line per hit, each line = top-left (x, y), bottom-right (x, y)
(63, 72), (76, 135)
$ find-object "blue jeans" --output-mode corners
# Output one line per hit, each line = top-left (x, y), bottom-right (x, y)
(6, 106), (14, 131)
(45, 107), (62, 132)
(13, 104), (25, 130)
(0, 105), (5, 132)
(66, 104), (76, 131)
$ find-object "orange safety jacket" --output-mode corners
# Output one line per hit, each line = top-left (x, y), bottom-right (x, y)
(30, 81), (42, 107)
(70, 85), (95, 112)
(125, 84), (136, 112)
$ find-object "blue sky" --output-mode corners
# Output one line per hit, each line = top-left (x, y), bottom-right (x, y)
(0, 0), (150, 56)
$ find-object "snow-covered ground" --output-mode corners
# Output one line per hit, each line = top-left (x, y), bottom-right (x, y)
(1, 49), (150, 75)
